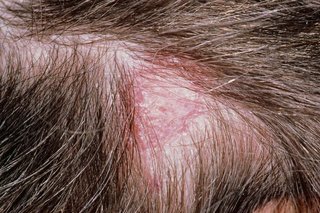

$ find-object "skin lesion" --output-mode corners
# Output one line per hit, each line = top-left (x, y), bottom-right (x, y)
(131, 57), (272, 193)
(127, 53), (280, 212)
(1, 0), (320, 212)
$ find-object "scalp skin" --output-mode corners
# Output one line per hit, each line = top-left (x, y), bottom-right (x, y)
(0, 0), (320, 212)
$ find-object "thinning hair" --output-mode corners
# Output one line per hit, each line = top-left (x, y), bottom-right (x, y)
(0, 0), (319, 212)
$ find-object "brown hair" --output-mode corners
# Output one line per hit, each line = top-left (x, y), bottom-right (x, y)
(0, 0), (319, 212)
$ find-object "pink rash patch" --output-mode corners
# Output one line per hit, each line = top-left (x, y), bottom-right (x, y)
(133, 69), (211, 187)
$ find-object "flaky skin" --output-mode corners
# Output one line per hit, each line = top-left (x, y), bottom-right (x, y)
(0, 1), (319, 212)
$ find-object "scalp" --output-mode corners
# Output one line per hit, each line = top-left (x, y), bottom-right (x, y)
(0, 0), (320, 212)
